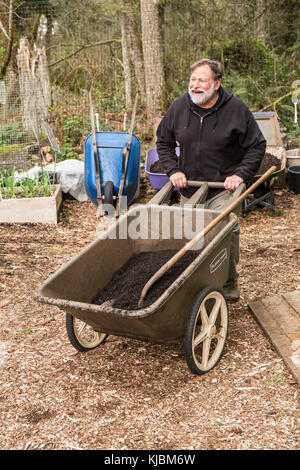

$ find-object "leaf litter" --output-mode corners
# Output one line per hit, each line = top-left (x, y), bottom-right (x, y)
(0, 173), (299, 450)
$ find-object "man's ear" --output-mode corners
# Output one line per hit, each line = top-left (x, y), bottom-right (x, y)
(214, 79), (221, 91)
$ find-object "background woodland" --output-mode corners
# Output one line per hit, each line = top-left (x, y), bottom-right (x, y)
(0, 0), (299, 163)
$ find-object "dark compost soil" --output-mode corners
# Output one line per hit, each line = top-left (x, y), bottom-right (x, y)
(149, 161), (166, 174)
(257, 152), (281, 175)
(93, 249), (198, 309)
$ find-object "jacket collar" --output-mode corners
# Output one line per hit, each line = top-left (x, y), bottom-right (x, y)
(182, 86), (233, 129)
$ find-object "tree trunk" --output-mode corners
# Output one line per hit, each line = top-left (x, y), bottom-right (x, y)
(45, 14), (53, 64)
(124, 0), (145, 97)
(0, 0), (13, 79)
(120, 8), (132, 110)
(256, 0), (266, 41)
(17, 37), (51, 136)
(140, 0), (165, 118)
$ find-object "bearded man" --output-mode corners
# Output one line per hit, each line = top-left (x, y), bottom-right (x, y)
(156, 58), (266, 301)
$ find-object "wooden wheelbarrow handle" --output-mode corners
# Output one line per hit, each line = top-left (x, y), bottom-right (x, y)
(89, 91), (103, 216)
(115, 93), (138, 218)
(138, 166), (277, 307)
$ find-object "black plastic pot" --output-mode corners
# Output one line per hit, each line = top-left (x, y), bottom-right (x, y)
(288, 166), (300, 195)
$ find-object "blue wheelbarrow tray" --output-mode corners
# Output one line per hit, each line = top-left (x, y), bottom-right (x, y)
(84, 131), (141, 207)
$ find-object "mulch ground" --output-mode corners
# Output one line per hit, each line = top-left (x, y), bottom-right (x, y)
(0, 171), (299, 450)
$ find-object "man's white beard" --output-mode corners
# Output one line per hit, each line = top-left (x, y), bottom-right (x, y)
(188, 81), (216, 106)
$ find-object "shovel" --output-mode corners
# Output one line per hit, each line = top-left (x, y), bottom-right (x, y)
(138, 165), (277, 307)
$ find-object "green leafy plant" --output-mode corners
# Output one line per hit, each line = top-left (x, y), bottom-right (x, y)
(0, 169), (54, 199)
(48, 247), (63, 255)
(57, 142), (80, 161)
(17, 328), (33, 335)
(62, 114), (87, 146)
(0, 169), (16, 198)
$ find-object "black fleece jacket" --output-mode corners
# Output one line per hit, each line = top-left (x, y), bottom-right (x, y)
(156, 87), (266, 198)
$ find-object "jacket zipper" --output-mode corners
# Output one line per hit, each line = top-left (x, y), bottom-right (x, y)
(192, 109), (215, 141)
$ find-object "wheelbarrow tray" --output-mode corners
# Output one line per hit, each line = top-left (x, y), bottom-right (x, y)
(84, 131), (141, 206)
(254, 145), (286, 188)
(145, 147), (180, 190)
(34, 205), (237, 344)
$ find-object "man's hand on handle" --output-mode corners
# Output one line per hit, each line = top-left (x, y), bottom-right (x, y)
(170, 172), (243, 191)
(170, 171), (187, 188)
(224, 174), (243, 192)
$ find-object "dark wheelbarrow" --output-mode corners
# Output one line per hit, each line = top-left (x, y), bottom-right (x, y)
(34, 202), (237, 375)
(34, 167), (275, 375)
(242, 150), (286, 217)
(242, 111), (287, 217)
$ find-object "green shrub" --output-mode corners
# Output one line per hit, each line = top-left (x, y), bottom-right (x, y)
(62, 114), (87, 146)
(204, 37), (276, 78)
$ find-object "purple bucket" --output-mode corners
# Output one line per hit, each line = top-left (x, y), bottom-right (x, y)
(145, 147), (180, 190)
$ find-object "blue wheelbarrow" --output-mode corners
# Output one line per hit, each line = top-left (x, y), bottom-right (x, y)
(84, 94), (141, 217)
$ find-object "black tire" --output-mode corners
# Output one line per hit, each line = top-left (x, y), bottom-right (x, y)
(104, 180), (114, 205)
(184, 286), (228, 375)
(66, 313), (108, 352)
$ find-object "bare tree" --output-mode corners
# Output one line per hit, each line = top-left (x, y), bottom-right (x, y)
(124, 0), (145, 97)
(120, 4), (132, 109)
(256, 0), (266, 41)
(140, 0), (165, 118)
(0, 0), (13, 78)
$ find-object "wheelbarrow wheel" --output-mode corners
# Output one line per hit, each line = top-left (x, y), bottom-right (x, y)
(104, 180), (114, 205)
(184, 287), (228, 375)
(66, 313), (108, 352)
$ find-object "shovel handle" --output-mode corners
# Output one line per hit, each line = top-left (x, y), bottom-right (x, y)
(115, 93), (138, 218)
(138, 165), (277, 307)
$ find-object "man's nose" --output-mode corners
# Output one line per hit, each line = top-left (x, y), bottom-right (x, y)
(193, 79), (202, 87)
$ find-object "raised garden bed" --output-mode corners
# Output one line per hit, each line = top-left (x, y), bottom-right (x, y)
(0, 183), (62, 224)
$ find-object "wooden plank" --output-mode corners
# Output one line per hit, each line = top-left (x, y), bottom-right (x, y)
(262, 295), (300, 337)
(248, 300), (291, 347)
(284, 291), (300, 317)
(248, 291), (300, 384)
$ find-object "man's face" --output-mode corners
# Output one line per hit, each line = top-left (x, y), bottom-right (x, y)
(188, 64), (221, 106)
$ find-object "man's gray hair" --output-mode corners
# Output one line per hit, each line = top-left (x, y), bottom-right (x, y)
(190, 59), (223, 81)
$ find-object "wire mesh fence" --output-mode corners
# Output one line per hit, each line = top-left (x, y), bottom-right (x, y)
(0, 0), (123, 172)
(0, 69), (39, 171)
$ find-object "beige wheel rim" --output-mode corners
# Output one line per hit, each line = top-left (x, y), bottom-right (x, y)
(192, 291), (228, 372)
(73, 317), (106, 349)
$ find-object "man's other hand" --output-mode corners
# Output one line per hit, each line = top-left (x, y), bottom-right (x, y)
(170, 171), (187, 188)
(224, 174), (243, 192)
